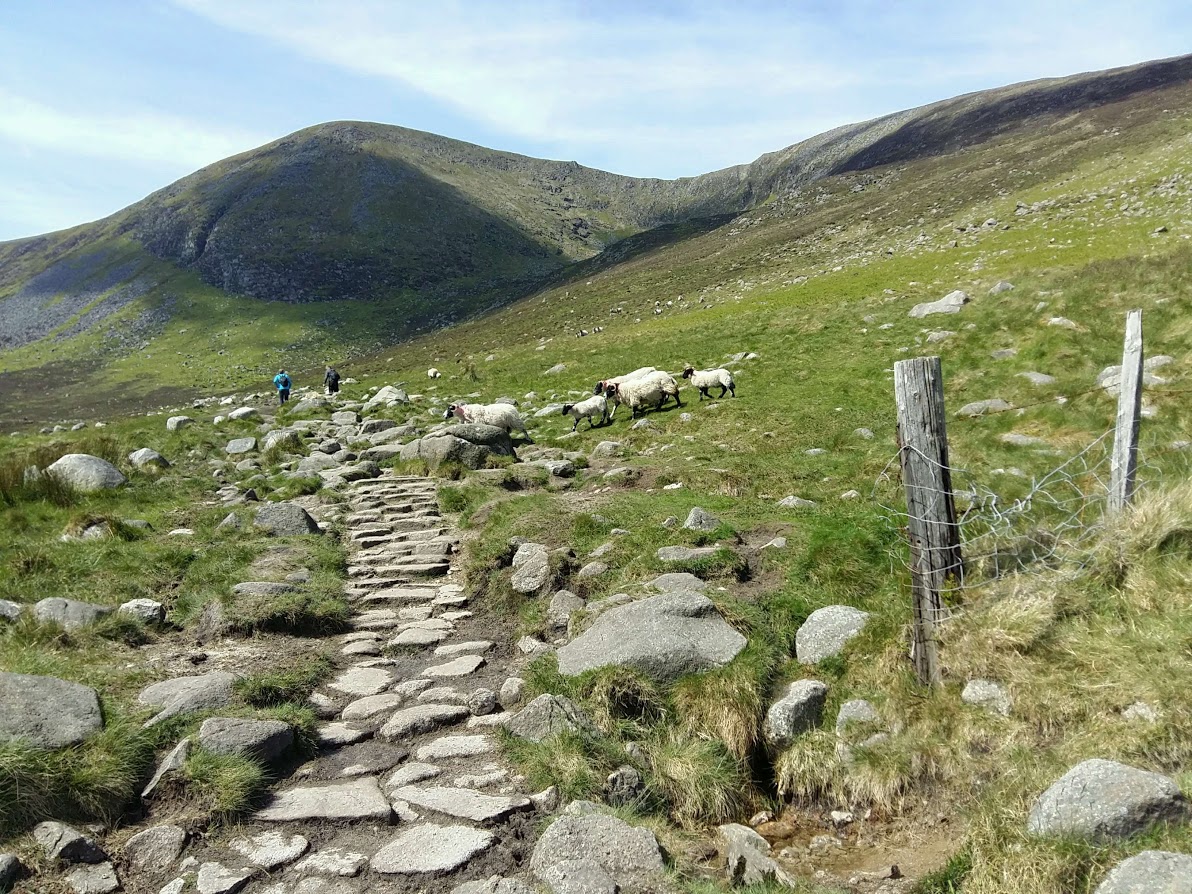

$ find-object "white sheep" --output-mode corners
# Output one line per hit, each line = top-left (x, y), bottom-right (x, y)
(427, 368), (442, 379)
(445, 402), (532, 441)
(593, 366), (656, 397)
(681, 365), (736, 399)
(561, 394), (608, 431)
(608, 371), (682, 418)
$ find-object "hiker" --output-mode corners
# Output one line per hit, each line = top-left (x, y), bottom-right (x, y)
(273, 369), (292, 405)
(324, 365), (340, 395)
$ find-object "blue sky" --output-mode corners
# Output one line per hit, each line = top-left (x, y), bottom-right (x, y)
(1, 1), (1189, 241)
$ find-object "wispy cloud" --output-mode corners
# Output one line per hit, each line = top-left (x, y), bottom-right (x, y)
(0, 89), (268, 171)
(174, 0), (1188, 174)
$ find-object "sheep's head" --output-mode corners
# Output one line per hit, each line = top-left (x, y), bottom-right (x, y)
(606, 384), (620, 399)
(444, 404), (461, 420)
(681, 365), (696, 379)
(561, 404), (573, 415)
(592, 380), (606, 395)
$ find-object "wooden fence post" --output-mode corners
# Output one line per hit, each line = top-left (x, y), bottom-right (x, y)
(1109, 309), (1143, 513)
(894, 356), (962, 688)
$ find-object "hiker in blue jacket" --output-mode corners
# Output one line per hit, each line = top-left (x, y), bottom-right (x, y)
(273, 369), (292, 405)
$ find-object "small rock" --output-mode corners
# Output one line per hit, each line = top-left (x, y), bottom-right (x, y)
(66, 861), (119, 894)
(124, 825), (187, 872)
(34, 821), (106, 863)
(196, 861), (251, 894)
(228, 831), (309, 870)
(604, 765), (645, 807)
(796, 606), (870, 664)
(683, 507), (721, 531)
(764, 680), (828, 747)
(962, 679), (1012, 716)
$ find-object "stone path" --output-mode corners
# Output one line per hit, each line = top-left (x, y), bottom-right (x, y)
(165, 472), (542, 894)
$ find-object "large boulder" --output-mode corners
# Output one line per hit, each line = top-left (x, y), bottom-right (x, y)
(0, 672), (103, 748)
(45, 455), (126, 492)
(362, 385), (410, 414)
(34, 821), (106, 863)
(1027, 759), (1188, 841)
(198, 718), (294, 765)
(506, 695), (597, 743)
(166, 416), (193, 432)
(401, 436), (487, 471)
(1094, 850), (1192, 893)
(225, 437), (258, 456)
(763, 680), (828, 747)
(33, 598), (111, 631)
(254, 502), (321, 536)
(556, 592), (746, 683)
(531, 811), (665, 894)
(795, 605), (869, 664)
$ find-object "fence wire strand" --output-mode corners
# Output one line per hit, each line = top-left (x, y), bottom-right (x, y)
(874, 430), (1132, 591)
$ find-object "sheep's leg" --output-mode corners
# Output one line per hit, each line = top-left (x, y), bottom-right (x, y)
(673, 390), (683, 408)
(572, 418), (579, 432)
(719, 384), (729, 398)
(698, 387), (707, 401)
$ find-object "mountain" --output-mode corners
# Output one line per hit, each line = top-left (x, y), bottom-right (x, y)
(1, 54), (1190, 422)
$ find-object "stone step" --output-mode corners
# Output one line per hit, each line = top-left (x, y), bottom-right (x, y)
(350, 562), (449, 578)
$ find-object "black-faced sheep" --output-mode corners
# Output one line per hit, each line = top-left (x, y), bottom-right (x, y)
(681, 365), (736, 399)
(561, 394), (608, 431)
(608, 371), (682, 418)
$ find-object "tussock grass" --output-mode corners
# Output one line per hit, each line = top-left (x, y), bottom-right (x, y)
(180, 748), (269, 822)
(499, 729), (624, 801)
(0, 714), (156, 837)
(644, 730), (752, 828)
(224, 579), (351, 636)
(234, 653), (334, 707)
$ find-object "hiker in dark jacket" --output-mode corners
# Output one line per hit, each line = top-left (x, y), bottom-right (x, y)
(324, 366), (340, 395)
(273, 369), (292, 405)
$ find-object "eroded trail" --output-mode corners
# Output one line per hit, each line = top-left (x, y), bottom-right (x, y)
(180, 471), (541, 894)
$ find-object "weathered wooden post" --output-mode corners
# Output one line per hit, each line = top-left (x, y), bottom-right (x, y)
(1108, 309), (1143, 513)
(894, 356), (962, 688)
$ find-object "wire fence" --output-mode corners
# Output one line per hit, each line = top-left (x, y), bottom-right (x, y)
(875, 429), (1192, 603)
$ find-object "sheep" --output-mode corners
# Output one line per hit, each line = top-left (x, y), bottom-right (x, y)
(561, 394), (608, 431)
(444, 402), (532, 441)
(427, 368), (442, 379)
(593, 366), (656, 396)
(608, 370), (682, 418)
(681, 365), (736, 399)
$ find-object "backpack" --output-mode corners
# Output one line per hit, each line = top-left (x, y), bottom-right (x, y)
(327, 370), (339, 386)
(280, 374), (291, 390)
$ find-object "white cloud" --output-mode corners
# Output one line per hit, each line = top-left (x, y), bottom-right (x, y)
(0, 89), (269, 172)
(171, 0), (1188, 176)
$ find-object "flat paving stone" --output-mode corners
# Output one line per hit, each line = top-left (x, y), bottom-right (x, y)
(196, 862), (251, 894)
(380, 704), (469, 740)
(416, 735), (495, 761)
(255, 776), (393, 822)
(370, 824), (495, 875)
(422, 655), (487, 678)
(391, 786), (530, 822)
(434, 641), (495, 657)
(384, 762), (443, 790)
(228, 831), (309, 870)
(327, 667), (396, 697)
(341, 693), (407, 721)
(293, 847), (369, 878)
(389, 628), (448, 647)
(316, 723), (373, 748)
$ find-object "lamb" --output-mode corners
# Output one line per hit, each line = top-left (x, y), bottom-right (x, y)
(444, 402), (532, 441)
(681, 365), (736, 399)
(609, 370), (682, 418)
(561, 394), (608, 431)
(427, 368), (441, 379)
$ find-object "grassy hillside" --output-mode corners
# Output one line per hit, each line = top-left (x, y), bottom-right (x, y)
(2, 56), (1191, 427)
